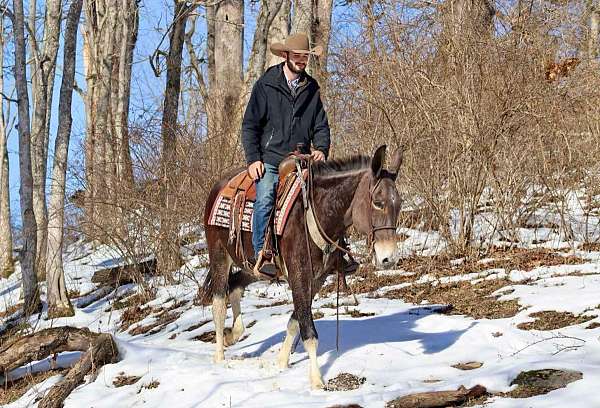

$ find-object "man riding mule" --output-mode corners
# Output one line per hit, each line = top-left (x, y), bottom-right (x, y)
(203, 139), (404, 387)
(242, 33), (332, 278)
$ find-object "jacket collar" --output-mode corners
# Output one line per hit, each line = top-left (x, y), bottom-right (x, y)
(263, 62), (313, 95)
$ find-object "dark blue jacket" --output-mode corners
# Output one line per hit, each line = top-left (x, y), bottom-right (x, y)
(241, 63), (331, 166)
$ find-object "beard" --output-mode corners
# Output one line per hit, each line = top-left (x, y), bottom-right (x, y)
(286, 58), (305, 74)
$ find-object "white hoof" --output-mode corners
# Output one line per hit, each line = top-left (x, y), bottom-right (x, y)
(311, 375), (325, 390)
(277, 355), (290, 369)
(213, 351), (225, 363)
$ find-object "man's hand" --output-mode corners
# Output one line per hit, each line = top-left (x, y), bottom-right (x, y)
(311, 150), (325, 161)
(248, 161), (265, 180)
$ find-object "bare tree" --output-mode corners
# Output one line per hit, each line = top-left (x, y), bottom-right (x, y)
(291, 0), (312, 37)
(46, 0), (83, 319)
(158, 0), (193, 275)
(0, 10), (14, 278)
(589, 0), (599, 59)
(82, 1), (117, 240)
(312, 0), (333, 90)
(81, 0), (136, 242)
(265, 0), (290, 69)
(245, 0), (285, 87)
(12, 0), (41, 314)
(29, 0), (63, 281)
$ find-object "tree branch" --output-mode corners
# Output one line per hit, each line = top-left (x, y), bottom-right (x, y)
(0, 91), (18, 103)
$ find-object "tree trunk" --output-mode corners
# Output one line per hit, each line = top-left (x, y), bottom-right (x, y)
(12, 0), (41, 314)
(291, 0), (320, 76)
(158, 0), (191, 276)
(291, 0), (313, 37)
(210, 0), (244, 168)
(46, 0), (83, 319)
(590, 0), (599, 59)
(440, 0), (494, 57)
(82, 0), (134, 243)
(265, 0), (291, 69)
(312, 0), (333, 91)
(0, 15), (14, 279)
(115, 0), (138, 189)
(214, 0), (244, 88)
(245, 0), (285, 88)
(31, 0), (63, 282)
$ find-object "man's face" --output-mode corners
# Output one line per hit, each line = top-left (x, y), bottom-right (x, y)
(286, 52), (309, 74)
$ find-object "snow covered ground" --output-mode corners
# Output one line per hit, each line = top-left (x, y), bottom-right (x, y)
(2, 235), (600, 407)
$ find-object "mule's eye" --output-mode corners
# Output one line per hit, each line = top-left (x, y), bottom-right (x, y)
(372, 200), (385, 210)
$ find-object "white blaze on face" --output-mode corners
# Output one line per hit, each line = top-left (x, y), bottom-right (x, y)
(373, 239), (399, 267)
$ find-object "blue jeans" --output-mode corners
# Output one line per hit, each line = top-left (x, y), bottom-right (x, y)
(252, 163), (279, 257)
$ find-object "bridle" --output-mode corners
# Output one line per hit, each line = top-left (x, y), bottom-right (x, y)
(364, 176), (399, 251)
(298, 155), (398, 260)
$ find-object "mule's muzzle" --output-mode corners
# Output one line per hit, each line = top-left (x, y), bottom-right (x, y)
(373, 239), (399, 269)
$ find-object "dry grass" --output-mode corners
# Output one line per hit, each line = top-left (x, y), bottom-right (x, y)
(517, 311), (597, 330)
(321, 249), (584, 298)
(113, 372), (141, 387)
(128, 311), (182, 336)
(384, 279), (521, 319)
(140, 379), (160, 391)
(255, 300), (289, 309)
(452, 362), (483, 371)
(0, 369), (67, 405)
(184, 320), (210, 332)
(119, 305), (153, 332)
(326, 373), (366, 391)
(0, 303), (22, 319)
(193, 331), (216, 342)
(499, 369), (583, 398)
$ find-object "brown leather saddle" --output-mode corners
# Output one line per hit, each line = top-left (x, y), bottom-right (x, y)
(218, 155), (305, 279)
(219, 155), (300, 205)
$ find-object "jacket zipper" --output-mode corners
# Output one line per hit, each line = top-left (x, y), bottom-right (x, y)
(265, 129), (274, 148)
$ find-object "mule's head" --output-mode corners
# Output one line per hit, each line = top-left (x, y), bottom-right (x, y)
(346, 145), (403, 268)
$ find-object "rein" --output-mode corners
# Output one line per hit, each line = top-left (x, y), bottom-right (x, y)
(305, 160), (396, 259)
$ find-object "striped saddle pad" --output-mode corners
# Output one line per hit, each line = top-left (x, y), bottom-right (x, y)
(207, 169), (307, 236)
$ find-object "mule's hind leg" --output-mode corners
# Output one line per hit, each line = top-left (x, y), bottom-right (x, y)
(210, 248), (233, 363)
(224, 286), (245, 346)
(277, 312), (299, 369)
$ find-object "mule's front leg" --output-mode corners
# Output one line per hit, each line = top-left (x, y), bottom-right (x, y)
(295, 302), (324, 389)
(277, 313), (299, 369)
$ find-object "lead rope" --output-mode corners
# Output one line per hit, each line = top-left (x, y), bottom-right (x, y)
(336, 268), (340, 352)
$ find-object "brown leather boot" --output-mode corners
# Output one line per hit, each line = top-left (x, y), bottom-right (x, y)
(342, 254), (359, 274)
(253, 250), (279, 279)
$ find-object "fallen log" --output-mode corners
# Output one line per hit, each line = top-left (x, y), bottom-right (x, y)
(91, 258), (156, 287)
(0, 327), (119, 408)
(38, 333), (118, 408)
(385, 385), (487, 408)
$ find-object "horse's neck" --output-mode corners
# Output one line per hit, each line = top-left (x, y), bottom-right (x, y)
(313, 169), (367, 238)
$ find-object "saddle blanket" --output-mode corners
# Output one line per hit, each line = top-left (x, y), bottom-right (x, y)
(207, 171), (305, 236)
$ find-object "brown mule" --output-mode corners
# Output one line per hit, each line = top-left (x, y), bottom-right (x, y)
(201, 145), (404, 389)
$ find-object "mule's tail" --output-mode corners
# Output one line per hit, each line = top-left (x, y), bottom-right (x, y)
(200, 266), (254, 306)
(200, 267), (215, 306)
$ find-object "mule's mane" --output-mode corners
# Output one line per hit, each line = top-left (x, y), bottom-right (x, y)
(312, 155), (370, 177)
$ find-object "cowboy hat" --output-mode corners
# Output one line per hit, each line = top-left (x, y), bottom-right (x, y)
(270, 33), (323, 58)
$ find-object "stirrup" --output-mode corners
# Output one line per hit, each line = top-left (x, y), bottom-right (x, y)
(253, 250), (280, 280)
(342, 254), (359, 274)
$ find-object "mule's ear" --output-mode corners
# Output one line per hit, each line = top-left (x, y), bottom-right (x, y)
(389, 146), (404, 179)
(371, 145), (387, 177)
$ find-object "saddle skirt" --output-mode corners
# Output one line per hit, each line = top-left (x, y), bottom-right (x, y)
(207, 168), (307, 236)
